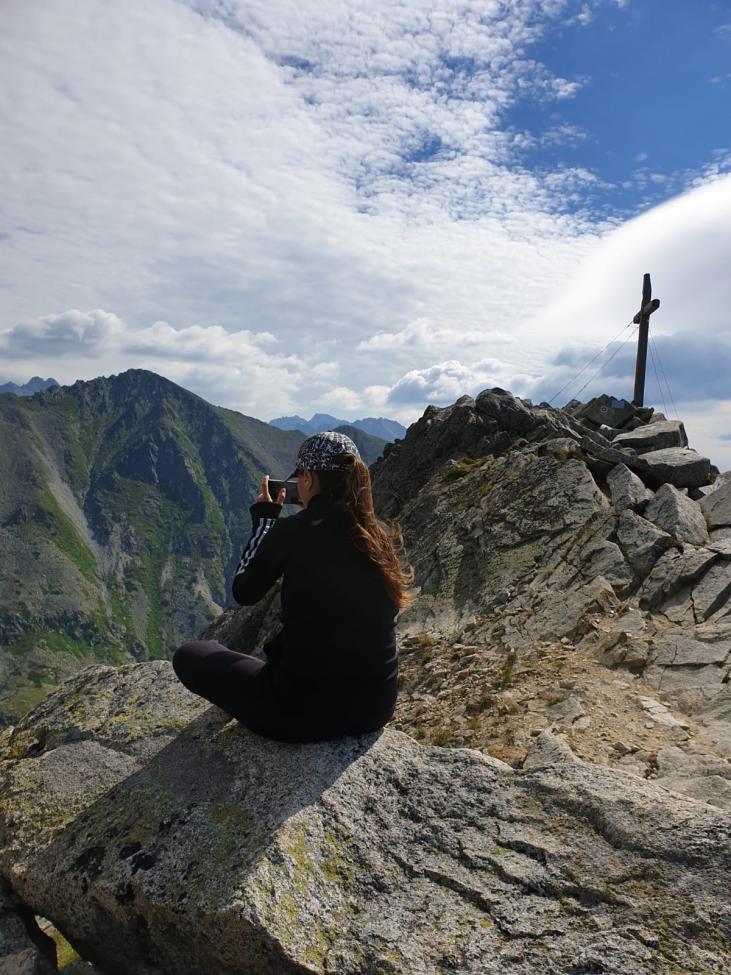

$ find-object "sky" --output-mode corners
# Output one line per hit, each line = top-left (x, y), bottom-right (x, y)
(1, 0), (730, 467)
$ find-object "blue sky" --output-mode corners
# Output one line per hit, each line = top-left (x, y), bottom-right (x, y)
(1, 0), (730, 466)
(505, 0), (731, 217)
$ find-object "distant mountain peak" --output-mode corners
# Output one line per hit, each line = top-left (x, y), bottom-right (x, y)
(0, 376), (59, 396)
(270, 411), (406, 442)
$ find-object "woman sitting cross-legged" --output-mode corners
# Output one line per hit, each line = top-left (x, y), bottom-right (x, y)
(172, 431), (413, 743)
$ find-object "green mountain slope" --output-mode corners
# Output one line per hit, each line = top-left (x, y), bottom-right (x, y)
(0, 369), (303, 724)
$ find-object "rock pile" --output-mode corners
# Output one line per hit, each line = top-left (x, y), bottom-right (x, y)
(365, 390), (731, 797)
(2, 663), (731, 974)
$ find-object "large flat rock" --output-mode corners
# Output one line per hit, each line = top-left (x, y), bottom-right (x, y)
(613, 420), (688, 454)
(638, 448), (712, 490)
(710, 528), (731, 557)
(650, 630), (731, 667)
(2, 664), (731, 975)
(653, 746), (731, 810)
(579, 439), (711, 491)
(573, 394), (637, 430)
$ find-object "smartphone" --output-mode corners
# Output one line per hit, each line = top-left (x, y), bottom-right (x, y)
(267, 479), (300, 505)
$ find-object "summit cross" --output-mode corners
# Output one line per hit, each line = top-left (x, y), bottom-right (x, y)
(631, 272), (661, 408)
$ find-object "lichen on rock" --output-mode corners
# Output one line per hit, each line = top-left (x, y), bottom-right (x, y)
(1, 663), (731, 974)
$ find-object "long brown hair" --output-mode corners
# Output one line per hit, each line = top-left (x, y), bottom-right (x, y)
(316, 455), (414, 609)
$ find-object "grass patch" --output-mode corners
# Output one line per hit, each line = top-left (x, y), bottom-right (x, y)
(40, 920), (81, 970)
(444, 456), (486, 481)
(493, 649), (518, 691)
(5, 629), (89, 660)
(34, 483), (98, 583)
(431, 726), (453, 746)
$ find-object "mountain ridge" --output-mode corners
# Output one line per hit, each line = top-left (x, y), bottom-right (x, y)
(270, 412), (406, 442)
(0, 368), (304, 724)
(0, 375), (59, 396)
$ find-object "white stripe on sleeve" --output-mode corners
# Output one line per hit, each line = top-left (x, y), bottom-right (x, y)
(235, 518), (276, 576)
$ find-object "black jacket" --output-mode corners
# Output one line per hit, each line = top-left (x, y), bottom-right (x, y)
(232, 494), (398, 720)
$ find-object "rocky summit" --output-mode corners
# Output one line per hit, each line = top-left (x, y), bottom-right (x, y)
(2, 387), (731, 973)
(1, 662), (731, 975)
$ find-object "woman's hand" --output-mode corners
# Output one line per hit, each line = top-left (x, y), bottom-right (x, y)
(256, 475), (286, 506)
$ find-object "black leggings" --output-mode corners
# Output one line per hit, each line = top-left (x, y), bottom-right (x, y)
(172, 641), (396, 743)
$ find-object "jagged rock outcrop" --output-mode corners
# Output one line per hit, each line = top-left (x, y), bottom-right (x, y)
(2, 663), (731, 974)
(606, 463), (654, 511)
(644, 483), (709, 546)
(363, 389), (731, 779)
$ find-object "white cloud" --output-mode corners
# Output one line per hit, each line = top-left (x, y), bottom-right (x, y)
(0, 0), (729, 471)
(523, 174), (731, 360)
(572, 5), (594, 27)
(124, 321), (279, 361)
(386, 358), (535, 405)
(356, 317), (512, 353)
(0, 310), (125, 358)
(0, 309), (336, 419)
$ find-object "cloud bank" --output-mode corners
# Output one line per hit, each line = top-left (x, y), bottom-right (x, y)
(1, 0), (729, 467)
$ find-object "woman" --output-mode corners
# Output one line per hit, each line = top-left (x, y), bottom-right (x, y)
(172, 431), (412, 742)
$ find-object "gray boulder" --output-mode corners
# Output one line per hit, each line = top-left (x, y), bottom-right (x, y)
(638, 448), (712, 490)
(613, 420), (688, 454)
(572, 394), (638, 430)
(616, 510), (677, 579)
(700, 473), (731, 529)
(644, 483), (710, 546)
(607, 463), (654, 511)
(639, 547), (718, 611)
(577, 439), (711, 491)
(3, 665), (731, 975)
(692, 561), (731, 622)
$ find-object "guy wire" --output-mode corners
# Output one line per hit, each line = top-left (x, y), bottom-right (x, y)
(650, 334), (680, 421)
(648, 337), (669, 418)
(570, 324), (639, 402)
(548, 319), (635, 406)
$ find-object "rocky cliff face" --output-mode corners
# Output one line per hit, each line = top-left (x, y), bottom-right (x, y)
(1, 663), (731, 975)
(366, 389), (731, 797)
(0, 370), (303, 725)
